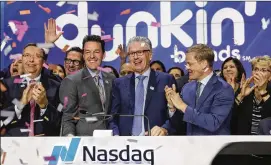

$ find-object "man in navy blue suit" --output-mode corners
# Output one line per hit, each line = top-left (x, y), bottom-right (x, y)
(108, 36), (175, 136)
(165, 44), (234, 135)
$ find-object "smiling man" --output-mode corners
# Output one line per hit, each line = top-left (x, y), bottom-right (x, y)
(59, 35), (115, 136)
(165, 44), (235, 135)
(108, 36), (175, 136)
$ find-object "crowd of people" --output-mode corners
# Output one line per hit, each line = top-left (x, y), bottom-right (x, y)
(0, 18), (271, 137)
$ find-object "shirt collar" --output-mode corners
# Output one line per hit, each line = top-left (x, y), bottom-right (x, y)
(25, 74), (41, 82)
(135, 67), (151, 78)
(87, 68), (102, 79)
(199, 72), (214, 86)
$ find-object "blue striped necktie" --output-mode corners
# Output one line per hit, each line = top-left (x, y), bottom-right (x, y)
(132, 75), (146, 136)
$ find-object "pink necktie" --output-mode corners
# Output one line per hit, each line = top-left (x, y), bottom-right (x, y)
(29, 80), (36, 136)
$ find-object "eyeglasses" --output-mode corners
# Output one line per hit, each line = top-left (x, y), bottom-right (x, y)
(127, 50), (150, 58)
(22, 54), (44, 59)
(253, 68), (271, 73)
(64, 58), (82, 66)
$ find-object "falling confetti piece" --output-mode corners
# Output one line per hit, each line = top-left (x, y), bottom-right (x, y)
(33, 119), (43, 122)
(9, 53), (22, 60)
(62, 45), (69, 52)
(63, 96), (68, 108)
(8, 21), (18, 34)
(14, 78), (23, 83)
(20, 73), (31, 78)
(1, 110), (15, 126)
(56, 1), (66, 7)
(44, 156), (56, 161)
(57, 104), (63, 112)
(11, 120), (17, 124)
(1, 152), (7, 164)
(44, 116), (49, 121)
(19, 10), (31, 15)
(0, 120), (3, 127)
(4, 45), (12, 56)
(25, 122), (30, 127)
(120, 9), (131, 15)
(35, 134), (45, 136)
(12, 98), (25, 110)
(37, 43), (55, 49)
(155, 145), (163, 150)
(43, 63), (49, 69)
(1, 39), (7, 52)
(38, 4), (51, 14)
(101, 35), (111, 40)
(141, 42), (145, 47)
(7, 1), (15, 5)
(19, 158), (28, 165)
(104, 38), (114, 42)
(261, 17), (270, 30)
(12, 42), (16, 48)
(66, 10), (76, 14)
(85, 117), (98, 122)
(81, 93), (87, 97)
(127, 139), (138, 143)
(20, 129), (31, 132)
(101, 30), (105, 34)
(97, 66), (112, 73)
(151, 21), (161, 27)
(56, 25), (61, 31)
(87, 11), (99, 21)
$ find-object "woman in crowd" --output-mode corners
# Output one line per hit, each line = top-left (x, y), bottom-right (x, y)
(53, 64), (66, 79)
(220, 57), (246, 134)
(150, 60), (166, 72)
(234, 56), (271, 135)
(168, 66), (184, 80)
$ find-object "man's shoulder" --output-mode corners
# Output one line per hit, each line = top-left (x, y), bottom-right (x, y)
(65, 69), (84, 81)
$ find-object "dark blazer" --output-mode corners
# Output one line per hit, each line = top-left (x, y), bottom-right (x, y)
(258, 117), (271, 135)
(176, 74), (189, 92)
(171, 73), (235, 135)
(1, 69), (61, 136)
(234, 88), (271, 135)
(59, 68), (115, 136)
(108, 69), (176, 136)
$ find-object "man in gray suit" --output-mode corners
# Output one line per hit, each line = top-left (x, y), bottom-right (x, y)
(59, 35), (115, 136)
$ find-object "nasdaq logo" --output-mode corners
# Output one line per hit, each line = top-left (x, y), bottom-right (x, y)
(49, 138), (81, 165)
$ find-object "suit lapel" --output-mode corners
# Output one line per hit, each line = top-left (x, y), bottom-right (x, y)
(82, 68), (100, 101)
(101, 72), (111, 112)
(128, 74), (135, 114)
(144, 70), (159, 113)
(196, 74), (217, 109)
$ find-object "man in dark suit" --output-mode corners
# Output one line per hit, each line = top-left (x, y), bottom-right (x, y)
(176, 73), (189, 92)
(258, 118), (271, 135)
(108, 36), (175, 136)
(59, 35), (115, 136)
(1, 43), (61, 136)
(165, 44), (234, 135)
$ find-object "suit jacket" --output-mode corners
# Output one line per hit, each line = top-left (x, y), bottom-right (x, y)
(59, 68), (115, 136)
(108, 69), (175, 136)
(234, 88), (271, 135)
(258, 117), (271, 135)
(171, 73), (234, 135)
(1, 69), (61, 136)
(176, 74), (189, 92)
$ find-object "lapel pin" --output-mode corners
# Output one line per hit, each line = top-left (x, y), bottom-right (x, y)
(150, 86), (154, 90)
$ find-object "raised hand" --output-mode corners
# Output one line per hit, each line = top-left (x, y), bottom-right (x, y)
(225, 75), (238, 93)
(44, 18), (63, 43)
(238, 75), (256, 101)
(118, 44), (127, 60)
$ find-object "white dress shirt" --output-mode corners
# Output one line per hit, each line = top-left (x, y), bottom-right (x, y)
(14, 74), (47, 119)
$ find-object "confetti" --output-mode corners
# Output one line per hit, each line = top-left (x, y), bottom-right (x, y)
(1, 110), (15, 126)
(141, 42), (145, 47)
(120, 9), (131, 15)
(20, 129), (31, 132)
(44, 116), (49, 121)
(127, 139), (138, 143)
(62, 45), (69, 52)
(0, 120), (3, 128)
(155, 145), (163, 150)
(4, 45), (12, 56)
(104, 38), (114, 42)
(97, 66), (112, 73)
(67, 1), (78, 5)
(63, 96), (68, 108)
(56, 1), (66, 7)
(33, 119), (43, 122)
(88, 11), (99, 21)
(8, 21), (18, 34)
(8, 21), (29, 42)
(35, 134), (45, 136)
(11, 120), (17, 124)
(14, 78), (24, 83)
(57, 103), (63, 112)
(81, 93), (87, 97)
(85, 117), (98, 122)
(25, 122), (29, 127)
(43, 63), (49, 69)
(12, 98), (25, 110)
(19, 10), (31, 15)
(38, 4), (51, 14)
(101, 30), (105, 34)
(20, 73), (31, 78)
(1, 152), (7, 164)
(19, 158), (27, 165)
(151, 22), (161, 27)
(261, 17), (270, 30)
(37, 43), (55, 49)
(44, 156), (56, 161)
(1, 39), (7, 52)
(66, 10), (76, 14)
(101, 35), (111, 40)
(12, 42), (16, 48)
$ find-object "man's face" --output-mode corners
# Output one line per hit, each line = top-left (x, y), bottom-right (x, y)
(120, 63), (134, 77)
(128, 42), (152, 74)
(83, 41), (104, 70)
(64, 51), (83, 75)
(185, 52), (207, 81)
(22, 46), (44, 78)
(252, 62), (271, 84)
(10, 57), (24, 76)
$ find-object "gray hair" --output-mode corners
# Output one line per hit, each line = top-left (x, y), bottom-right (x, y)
(127, 36), (152, 52)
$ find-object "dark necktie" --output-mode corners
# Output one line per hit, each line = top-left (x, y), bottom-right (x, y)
(196, 81), (202, 105)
